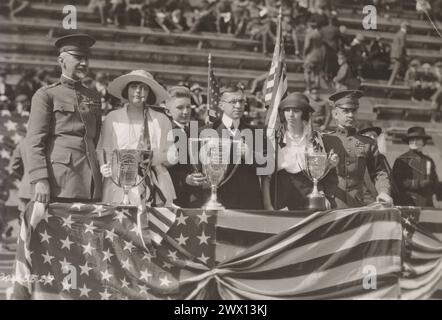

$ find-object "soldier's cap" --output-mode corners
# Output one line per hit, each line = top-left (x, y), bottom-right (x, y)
(54, 33), (96, 56)
(328, 90), (363, 110)
(359, 126), (382, 137)
(108, 69), (170, 105)
(279, 92), (314, 113)
(403, 126), (431, 142)
(435, 61), (442, 68)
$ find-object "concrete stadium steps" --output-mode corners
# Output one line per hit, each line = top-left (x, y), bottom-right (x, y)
(0, 14), (260, 51)
(0, 52), (305, 89)
(0, 32), (302, 73)
(21, 2), (442, 50)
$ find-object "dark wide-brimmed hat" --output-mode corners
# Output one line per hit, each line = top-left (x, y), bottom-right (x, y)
(359, 126), (382, 137)
(279, 92), (314, 113)
(54, 33), (96, 56)
(402, 126), (431, 142)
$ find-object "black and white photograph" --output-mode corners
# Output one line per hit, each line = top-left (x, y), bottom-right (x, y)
(0, 0), (442, 303)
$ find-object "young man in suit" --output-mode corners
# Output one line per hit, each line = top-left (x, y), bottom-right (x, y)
(165, 86), (203, 208)
(188, 84), (264, 210)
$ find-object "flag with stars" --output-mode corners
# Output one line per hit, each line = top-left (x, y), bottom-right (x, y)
(207, 53), (221, 124)
(0, 110), (28, 203)
(11, 202), (217, 300)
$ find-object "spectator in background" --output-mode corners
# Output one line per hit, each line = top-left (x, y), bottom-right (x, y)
(303, 18), (324, 93)
(215, 0), (234, 34)
(321, 15), (341, 84)
(169, 8), (189, 31)
(232, 0), (250, 37)
(34, 69), (52, 88)
(392, 126), (442, 207)
(388, 21), (410, 86)
(418, 63), (438, 101)
(405, 59), (422, 101)
(93, 72), (113, 115)
(308, 88), (332, 132)
(189, 0), (218, 33)
(333, 51), (358, 90)
(14, 94), (30, 115)
(0, 70), (14, 110)
(15, 69), (39, 101)
(349, 33), (369, 80)
(108, 0), (126, 27)
(433, 0), (442, 22)
(367, 36), (390, 80)
(416, 0), (431, 21)
(282, 14), (301, 57)
(432, 61), (442, 122)
(88, 0), (110, 25)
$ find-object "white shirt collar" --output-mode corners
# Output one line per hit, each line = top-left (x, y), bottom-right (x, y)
(173, 120), (186, 130)
(222, 113), (239, 131)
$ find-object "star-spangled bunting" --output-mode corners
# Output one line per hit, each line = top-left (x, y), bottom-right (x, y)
(12, 202), (215, 300)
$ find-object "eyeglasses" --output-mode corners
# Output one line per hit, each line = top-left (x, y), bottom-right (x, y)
(221, 99), (246, 105)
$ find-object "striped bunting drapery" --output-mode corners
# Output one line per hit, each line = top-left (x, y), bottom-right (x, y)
(9, 202), (408, 299)
(400, 207), (442, 299)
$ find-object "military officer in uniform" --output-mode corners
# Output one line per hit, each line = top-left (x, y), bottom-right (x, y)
(322, 90), (392, 208)
(26, 34), (102, 203)
(392, 127), (442, 207)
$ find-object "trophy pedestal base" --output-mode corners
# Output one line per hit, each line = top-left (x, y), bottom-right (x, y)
(204, 200), (225, 211)
(306, 194), (326, 211)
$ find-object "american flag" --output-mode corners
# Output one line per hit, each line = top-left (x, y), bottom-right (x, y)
(9, 202), (424, 300)
(11, 203), (216, 300)
(0, 110), (28, 203)
(264, 9), (288, 146)
(207, 53), (221, 124)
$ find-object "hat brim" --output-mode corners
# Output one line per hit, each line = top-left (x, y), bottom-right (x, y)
(280, 104), (315, 113)
(108, 73), (169, 105)
(359, 127), (382, 136)
(402, 134), (431, 142)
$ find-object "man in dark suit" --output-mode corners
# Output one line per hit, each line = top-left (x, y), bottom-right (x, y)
(189, 84), (264, 210)
(25, 34), (102, 204)
(392, 127), (442, 207)
(165, 86), (203, 208)
(388, 21), (410, 86)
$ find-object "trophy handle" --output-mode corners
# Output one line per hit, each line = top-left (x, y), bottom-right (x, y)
(102, 149), (122, 187)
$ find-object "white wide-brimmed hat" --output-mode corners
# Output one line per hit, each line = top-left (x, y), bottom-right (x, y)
(108, 70), (170, 105)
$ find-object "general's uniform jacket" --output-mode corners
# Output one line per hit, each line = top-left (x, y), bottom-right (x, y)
(392, 149), (442, 207)
(26, 75), (102, 200)
(198, 119), (264, 210)
(322, 127), (391, 208)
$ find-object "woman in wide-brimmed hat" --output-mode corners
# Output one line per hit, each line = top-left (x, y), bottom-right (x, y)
(262, 92), (338, 211)
(97, 70), (176, 207)
(392, 126), (442, 207)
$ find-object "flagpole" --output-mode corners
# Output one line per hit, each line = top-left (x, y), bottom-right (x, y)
(273, 7), (282, 209)
(207, 53), (212, 124)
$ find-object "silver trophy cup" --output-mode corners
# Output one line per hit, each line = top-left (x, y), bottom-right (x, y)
(304, 147), (332, 210)
(193, 137), (240, 210)
(103, 149), (152, 208)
